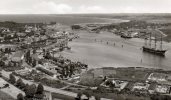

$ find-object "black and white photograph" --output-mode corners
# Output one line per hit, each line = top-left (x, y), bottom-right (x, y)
(0, 0), (171, 100)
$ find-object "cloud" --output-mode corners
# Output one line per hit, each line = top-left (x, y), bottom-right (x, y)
(0, 0), (73, 14)
(77, 6), (108, 13)
(31, 1), (73, 14)
(0, 0), (170, 14)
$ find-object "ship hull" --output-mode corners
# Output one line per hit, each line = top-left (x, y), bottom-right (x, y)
(142, 46), (166, 56)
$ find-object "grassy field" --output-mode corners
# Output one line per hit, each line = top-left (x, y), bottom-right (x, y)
(64, 88), (151, 100)
(52, 92), (75, 100)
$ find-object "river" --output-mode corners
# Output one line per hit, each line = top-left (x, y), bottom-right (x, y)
(57, 30), (171, 70)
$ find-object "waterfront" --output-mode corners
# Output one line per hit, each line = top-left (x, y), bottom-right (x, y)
(58, 30), (171, 70)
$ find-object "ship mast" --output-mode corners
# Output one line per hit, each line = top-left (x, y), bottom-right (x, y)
(145, 37), (147, 47)
(160, 34), (163, 50)
(149, 32), (152, 48)
(154, 32), (157, 49)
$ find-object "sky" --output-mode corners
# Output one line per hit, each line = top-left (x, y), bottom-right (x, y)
(0, 0), (171, 14)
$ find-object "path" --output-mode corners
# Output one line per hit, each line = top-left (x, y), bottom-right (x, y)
(0, 78), (25, 99)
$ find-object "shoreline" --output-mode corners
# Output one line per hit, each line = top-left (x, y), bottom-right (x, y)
(0, 15), (128, 25)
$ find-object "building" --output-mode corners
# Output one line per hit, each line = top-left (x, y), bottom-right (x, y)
(155, 85), (170, 94)
(101, 78), (128, 91)
(147, 73), (167, 82)
(11, 51), (25, 63)
(132, 82), (150, 92)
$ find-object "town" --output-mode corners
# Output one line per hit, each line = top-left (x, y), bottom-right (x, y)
(0, 19), (171, 100)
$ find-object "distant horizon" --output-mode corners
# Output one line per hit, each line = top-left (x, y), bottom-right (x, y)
(0, 12), (171, 15)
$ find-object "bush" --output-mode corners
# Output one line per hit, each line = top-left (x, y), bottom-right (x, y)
(16, 78), (25, 89)
(77, 92), (82, 100)
(25, 84), (37, 98)
(17, 93), (24, 100)
(36, 83), (44, 94)
(83, 91), (92, 100)
(9, 74), (16, 84)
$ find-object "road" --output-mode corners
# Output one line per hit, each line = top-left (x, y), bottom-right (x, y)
(0, 77), (25, 99)
(1, 70), (77, 97)
(1, 70), (113, 100)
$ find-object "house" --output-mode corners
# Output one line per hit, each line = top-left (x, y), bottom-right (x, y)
(132, 82), (150, 92)
(16, 32), (26, 37)
(31, 54), (42, 61)
(0, 37), (4, 42)
(155, 85), (170, 94)
(24, 37), (33, 44)
(101, 79), (128, 91)
(0, 44), (17, 52)
(11, 51), (25, 63)
(147, 73), (167, 82)
(43, 63), (58, 74)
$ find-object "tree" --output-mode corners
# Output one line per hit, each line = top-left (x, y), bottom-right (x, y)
(14, 32), (18, 38)
(25, 84), (37, 98)
(25, 50), (31, 63)
(77, 92), (82, 100)
(69, 65), (74, 77)
(16, 78), (25, 89)
(13, 62), (17, 67)
(28, 57), (32, 64)
(0, 60), (5, 66)
(43, 49), (46, 56)
(8, 61), (13, 67)
(83, 91), (91, 100)
(32, 59), (37, 67)
(109, 82), (115, 92)
(17, 93), (24, 100)
(45, 52), (51, 59)
(9, 74), (16, 84)
(36, 83), (44, 94)
(24, 84), (29, 92)
(65, 66), (69, 77)
(95, 95), (100, 100)
(96, 86), (107, 93)
(33, 49), (36, 54)
(71, 25), (82, 30)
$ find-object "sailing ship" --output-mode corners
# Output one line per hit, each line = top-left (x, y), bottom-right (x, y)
(142, 30), (167, 56)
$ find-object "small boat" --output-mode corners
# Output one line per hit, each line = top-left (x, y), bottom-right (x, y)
(120, 32), (132, 39)
(121, 35), (132, 39)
